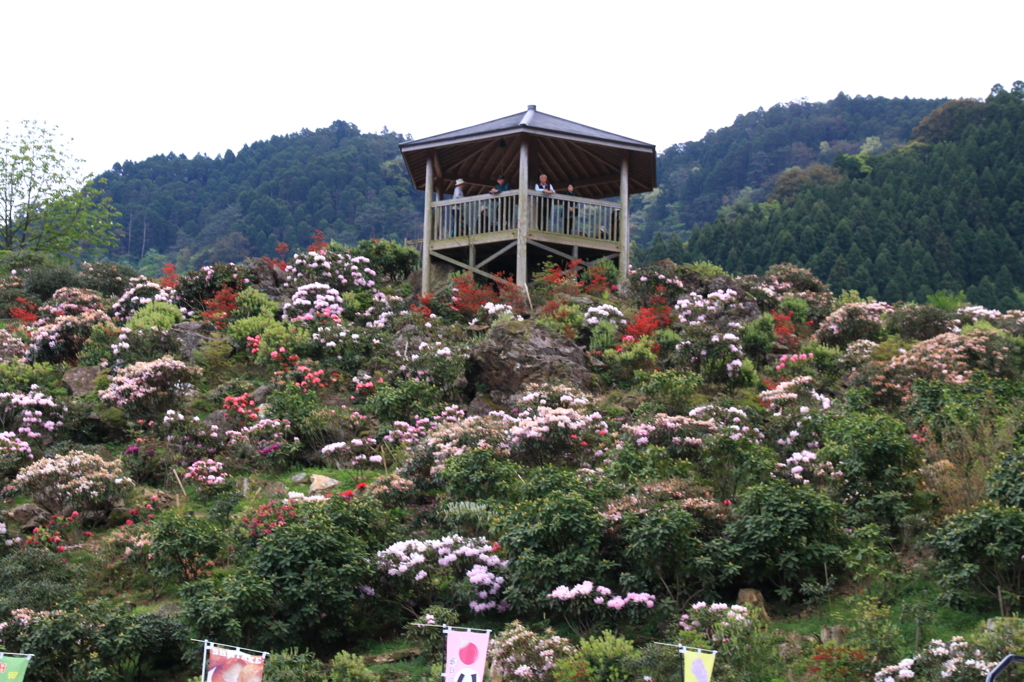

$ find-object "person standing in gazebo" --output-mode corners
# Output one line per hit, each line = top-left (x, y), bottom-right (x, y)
(535, 174), (555, 231)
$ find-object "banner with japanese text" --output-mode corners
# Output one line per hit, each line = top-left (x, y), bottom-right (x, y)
(444, 629), (490, 682)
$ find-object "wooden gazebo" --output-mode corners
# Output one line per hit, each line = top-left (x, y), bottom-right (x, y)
(400, 105), (656, 292)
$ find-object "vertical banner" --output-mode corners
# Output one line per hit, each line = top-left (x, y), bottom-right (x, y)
(0, 653), (31, 681)
(444, 628), (490, 682)
(204, 643), (267, 682)
(683, 649), (716, 682)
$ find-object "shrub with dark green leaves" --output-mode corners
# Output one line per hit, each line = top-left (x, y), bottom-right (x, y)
(884, 303), (957, 340)
(349, 238), (419, 283)
(988, 448), (1024, 506)
(78, 260), (139, 297)
(23, 265), (82, 300)
(739, 312), (777, 363)
(0, 548), (83, 616)
(726, 480), (844, 598)
(235, 286), (279, 319)
(78, 322), (181, 367)
(929, 502), (1024, 608)
(438, 447), (523, 501)
(149, 513), (224, 584)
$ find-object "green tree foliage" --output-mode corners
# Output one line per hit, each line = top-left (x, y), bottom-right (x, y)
(636, 93), (945, 241)
(99, 122), (420, 267)
(0, 121), (119, 257)
(669, 86), (1024, 307)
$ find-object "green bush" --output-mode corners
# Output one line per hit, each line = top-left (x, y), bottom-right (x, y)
(235, 286), (279, 319)
(327, 650), (380, 682)
(78, 323), (180, 367)
(128, 301), (184, 330)
(600, 336), (659, 386)
(988, 448), (1024, 506)
(262, 648), (327, 682)
(0, 548), (83, 616)
(349, 238), (420, 282)
(930, 501), (1024, 608)
(727, 480), (844, 597)
(0, 361), (63, 394)
(438, 447), (523, 502)
(778, 295), (812, 324)
(78, 260), (139, 297)
(884, 303), (956, 340)
(149, 513), (224, 584)
(554, 631), (637, 682)
(739, 313), (777, 363)
(635, 369), (702, 415)
(589, 319), (619, 351)
(255, 321), (313, 364)
(226, 313), (278, 346)
(23, 265), (82, 300)
(364, 379), (442, 425)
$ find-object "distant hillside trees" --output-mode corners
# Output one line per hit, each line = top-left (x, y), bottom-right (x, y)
(635, 93), (947, 243)
(99, 121), (420, 270)
(649, 83), (1024, 309)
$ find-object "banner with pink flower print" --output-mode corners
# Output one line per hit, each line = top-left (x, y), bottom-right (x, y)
(444, 627), (490, 682)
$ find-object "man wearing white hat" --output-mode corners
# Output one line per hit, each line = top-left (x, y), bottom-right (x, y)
(450, 179), (467, 237)
(454, 179), (467, 198)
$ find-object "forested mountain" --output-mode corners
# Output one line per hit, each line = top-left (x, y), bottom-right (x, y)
(642, 83), (1024, 309)
(634, 93), (947, 243)
(99, 121), (421, 271)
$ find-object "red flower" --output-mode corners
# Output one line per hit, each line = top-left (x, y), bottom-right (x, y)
(722, 499), (732, 506)
(356, 482), (367, 489)
(125, 519), (134, 526)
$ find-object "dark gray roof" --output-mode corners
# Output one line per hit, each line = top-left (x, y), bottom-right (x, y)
(400, 105), (654, 152)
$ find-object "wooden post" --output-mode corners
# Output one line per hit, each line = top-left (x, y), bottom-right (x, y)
(516, 139), (529, 288)
(421, 159), (434, 294)
(619, 155), (630, 290)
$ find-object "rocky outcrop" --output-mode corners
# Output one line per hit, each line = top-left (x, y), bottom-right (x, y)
(472, 320), (590, 396)
(62, 366), (103, 397)
(170, 321), (218, 360)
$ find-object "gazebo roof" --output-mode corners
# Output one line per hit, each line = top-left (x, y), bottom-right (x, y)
(399, 106), (657, 199)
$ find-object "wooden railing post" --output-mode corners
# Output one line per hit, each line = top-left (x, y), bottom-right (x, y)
(421, 159), (433, 294)
(517, 140), (529, 288)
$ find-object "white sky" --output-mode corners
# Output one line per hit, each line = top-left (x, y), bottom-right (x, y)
(4, 0), (1021, 177)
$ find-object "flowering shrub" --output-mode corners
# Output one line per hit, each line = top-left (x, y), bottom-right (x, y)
(489, 620), (577, 682)
(0, 328), (27, 362)
(224, 418), (297, 470)
(283, 282), (347, 321)
(745, 263), (834, 322)
(814, 302), (892, 348)
(807, 643), (871, 682)
(77, 323), (180, 368)
(506, 406), (609, 467)
(110, 277), (178, 321)
(0, 389), (65, 444)
(548, 580), (656, 611)
(15, 451), (133, 513)
(322, 437), (382, 467)
(26, 302), (111, 364)
(182, 459), (230, 499)
(375, 535), (509, 614)
(679, 601), (751, 639)
(885, 303), (958, 340)
(0, 431), (33, 472)
(99, 356), (201, 417)
(857, 329), (1021, 407)
(872, 640), (995, 682)
(176, 262), (253, 311)
(239, 499), (300, 541)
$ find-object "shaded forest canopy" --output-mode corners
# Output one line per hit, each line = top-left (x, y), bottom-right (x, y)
(642, 84), (1024, 310)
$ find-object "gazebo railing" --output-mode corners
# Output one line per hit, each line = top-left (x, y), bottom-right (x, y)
(430, 190), (620, 243)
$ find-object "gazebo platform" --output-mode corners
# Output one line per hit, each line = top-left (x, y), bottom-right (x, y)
(400, 106), (656, 291)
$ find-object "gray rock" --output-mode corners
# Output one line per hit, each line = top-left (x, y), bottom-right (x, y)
(250, 384), (273, 405)
(290, 472), (310, 484)
(263, 481), (288, 498)
(62, 366), (103, 397)
(170, 321), (218, 360)
(406, 262), (457, 298)
(309, 474), (340, 493)
(9, 503), (51, 531)
(203, 409), (231, 434)
(467, 393), (500, 416)
(472, 320), (590, 395)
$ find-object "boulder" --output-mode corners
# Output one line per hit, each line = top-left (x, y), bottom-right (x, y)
(472, 320), (590, 396)
(243, 256), (287, 290)
(203, 409), (231, 434)
(737, 588), (769, 618)
(290, 472), (310, 485)
(170, 321), (218, 360)
(8, 503), (51, 531)
(263, 481), (288, 498)
(309, 474), (340, 494)
(250, 384), (273, 405)
(62, 366), (103, 397)
(407, 262), (457, 298)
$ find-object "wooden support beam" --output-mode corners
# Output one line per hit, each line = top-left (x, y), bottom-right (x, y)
(421, 158), (433, 293)
(527, 239), (575, 262)
(476, 240), (516, 270)
(431, 250), (508, 285)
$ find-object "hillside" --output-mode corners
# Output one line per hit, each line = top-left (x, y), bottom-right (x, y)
(635, 93), (947, 243)
(99, 121), (421, 271)
(1, 245), (1024, 680)
(643, 83), (1024, 308)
